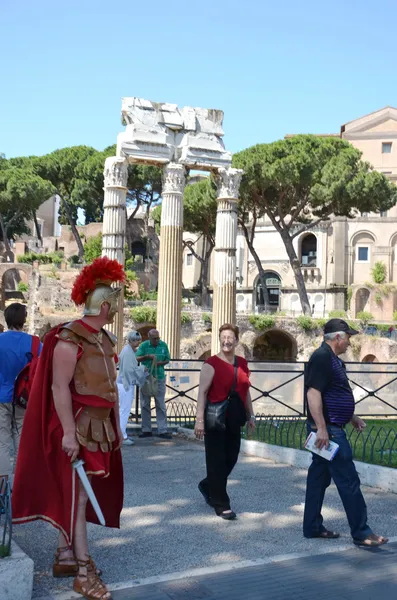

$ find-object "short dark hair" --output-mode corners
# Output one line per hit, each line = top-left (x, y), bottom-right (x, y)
(219, 323), (239, 341)
(4, 303), (27, 329)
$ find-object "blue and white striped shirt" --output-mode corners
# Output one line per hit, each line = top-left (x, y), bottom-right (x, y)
(305, 342), (354, 427)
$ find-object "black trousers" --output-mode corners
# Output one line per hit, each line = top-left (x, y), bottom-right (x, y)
(199, 424), (241, 514)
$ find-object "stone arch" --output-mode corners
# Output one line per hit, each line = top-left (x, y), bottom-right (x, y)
(130, 240), (146, 260)
(299, 232), (318, 267)
(253, 329), (297, 362)
(253, 270), (281, 311)
(355, 287), (370, 315)
(0, 264), (32, 310)
(135, 324), (156, 342)
(362, 354), (378, 363)
(350, 230), (377, 246)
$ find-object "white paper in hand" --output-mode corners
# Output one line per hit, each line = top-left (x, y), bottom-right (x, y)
(304, 432), (339, 461)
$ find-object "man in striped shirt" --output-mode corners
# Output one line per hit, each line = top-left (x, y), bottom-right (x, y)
(303, 318), (388, 547)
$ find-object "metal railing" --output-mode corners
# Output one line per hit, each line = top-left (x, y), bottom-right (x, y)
(129, 359), (397, 422)
(0, 477), (12, 558)
(241, 415), (397, 468)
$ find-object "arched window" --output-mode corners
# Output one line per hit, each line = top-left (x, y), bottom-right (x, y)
(130, 241), (146, 261)
(301, 234), (317, 267)
(355, 288), (370, 314)
(254, 271), (281, 311)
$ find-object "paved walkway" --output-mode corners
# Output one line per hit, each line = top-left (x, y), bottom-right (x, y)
(13, 434), (397, 600)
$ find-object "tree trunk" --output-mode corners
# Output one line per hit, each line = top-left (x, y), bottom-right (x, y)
(33, 211), (43, 244)
(62, 198), (85, 259)
(242, 230), (270, 311)
(0, 215), (14, 261)
(279, 229), (311, 315)
(198, 238), (214, 308)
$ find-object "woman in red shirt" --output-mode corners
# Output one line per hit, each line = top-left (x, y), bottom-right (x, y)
(194, 324), (255, 519)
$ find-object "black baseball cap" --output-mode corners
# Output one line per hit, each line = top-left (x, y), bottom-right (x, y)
(324, 318), (359, 336)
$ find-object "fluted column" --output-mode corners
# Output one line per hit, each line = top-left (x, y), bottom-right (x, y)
(211, 168), (243, 354)
(102, 156), (128, 349)
(157, 163), (186, 359)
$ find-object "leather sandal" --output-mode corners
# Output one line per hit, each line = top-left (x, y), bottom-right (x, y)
(53, 546), (78, 578)
(73, 558), (111, 600)
(53, 547), (102, 578)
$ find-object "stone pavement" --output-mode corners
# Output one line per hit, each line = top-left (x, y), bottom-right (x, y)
(13, 435), (397, 600)
(84, 541), (397, 600)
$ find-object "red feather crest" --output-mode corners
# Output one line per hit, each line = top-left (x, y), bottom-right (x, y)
(71, 257), (126, 306)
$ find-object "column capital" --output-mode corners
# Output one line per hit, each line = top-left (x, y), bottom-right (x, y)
(216, 167), (243, 200)
(162, 163), (186, 195)
(104, 156), (128, 189)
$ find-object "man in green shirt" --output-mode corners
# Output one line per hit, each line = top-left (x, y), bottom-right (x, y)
(136, 329), (171, 439)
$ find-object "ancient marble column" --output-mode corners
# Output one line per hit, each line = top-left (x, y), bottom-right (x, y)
(211, 168), (243, 354)
(157, 163), (186, 359)
(102, 156), (128, 348)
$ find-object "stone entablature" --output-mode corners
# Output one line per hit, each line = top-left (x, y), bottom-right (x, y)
(118, 98), (232, 170)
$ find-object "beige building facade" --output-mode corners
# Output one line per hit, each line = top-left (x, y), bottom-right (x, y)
(182, 107), (397, 321)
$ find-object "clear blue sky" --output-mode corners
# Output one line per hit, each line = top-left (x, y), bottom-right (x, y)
(1, 0), (397, 159)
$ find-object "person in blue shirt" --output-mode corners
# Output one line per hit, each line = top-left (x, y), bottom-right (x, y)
(0, 303), (41, 479)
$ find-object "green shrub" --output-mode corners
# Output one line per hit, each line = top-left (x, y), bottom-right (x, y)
(130, 306), (157, 324)
(202, 313), (212, 323)
(83, 233), (102, 263)
(140, 288), (158, 302)
(248, 314), (276, 330)
(69, 254), (80, 265)
(17, 281), (28, 293)
(374, 323), (392, 333)
(357, 311), (373, 326)
(181, 312), (192, 324)
(371, 261), (387, 284)
(315, 318), (327, 329)
(296, 315), (315, 331)
(16, 251), (63, 266)
(329, 309), (347, 318)
(394, 311), (397, 323)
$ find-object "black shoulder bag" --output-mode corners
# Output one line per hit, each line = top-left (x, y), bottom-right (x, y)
(205, 358), (247, 432)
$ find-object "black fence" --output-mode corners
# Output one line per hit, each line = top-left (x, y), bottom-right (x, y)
(129, 359), (397, 423)
(240, 415), (397, 468)
(0, 477), (12, 558)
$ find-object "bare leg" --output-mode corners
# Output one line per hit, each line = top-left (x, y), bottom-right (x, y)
(56, 531), (74, 564)
(73, 479), (111, 599)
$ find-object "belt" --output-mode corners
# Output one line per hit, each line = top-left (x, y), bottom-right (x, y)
(308, 421), (344, 429)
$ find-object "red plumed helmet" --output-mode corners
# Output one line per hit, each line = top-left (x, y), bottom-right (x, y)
(71, 257), (126, 306)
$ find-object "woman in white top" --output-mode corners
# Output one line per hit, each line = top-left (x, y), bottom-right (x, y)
(117, 331), (147, 445)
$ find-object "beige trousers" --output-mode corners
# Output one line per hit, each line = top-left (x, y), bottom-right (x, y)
(0, 403), (25, 477)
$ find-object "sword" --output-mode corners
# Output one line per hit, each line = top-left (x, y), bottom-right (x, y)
(72, 459), (106, 526)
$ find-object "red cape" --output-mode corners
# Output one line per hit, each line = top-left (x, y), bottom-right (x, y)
(12, 324), (124, 546)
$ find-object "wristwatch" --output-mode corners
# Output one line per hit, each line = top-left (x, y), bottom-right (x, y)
(249, 415), (256, 420)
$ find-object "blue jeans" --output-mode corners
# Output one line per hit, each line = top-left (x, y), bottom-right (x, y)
(303, 423), (373, 541)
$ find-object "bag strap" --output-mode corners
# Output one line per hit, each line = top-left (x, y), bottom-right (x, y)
(150, 356), (157, 376)
(230, 357), (238, 394)
(31, 335), (40, 359)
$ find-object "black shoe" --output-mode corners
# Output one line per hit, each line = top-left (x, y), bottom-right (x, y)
(139, 432), (153, 438)
(157, 433), (172, 440)
(198, 483), (212, 506)
(218, 510), (237, 520)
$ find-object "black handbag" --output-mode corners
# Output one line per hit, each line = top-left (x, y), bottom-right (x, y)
(205, 358), (244, 432)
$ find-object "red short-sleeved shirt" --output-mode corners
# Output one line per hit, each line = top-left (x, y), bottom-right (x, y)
(205, 355), (250, 405)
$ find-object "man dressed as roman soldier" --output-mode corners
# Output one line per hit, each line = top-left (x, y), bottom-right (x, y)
(13, 257), (126, 600)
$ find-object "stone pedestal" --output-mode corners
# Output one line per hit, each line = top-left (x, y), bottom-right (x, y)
(156, 163), (186, 358)
(211, 168), (243, 354)
(102, 156), (128, 349)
